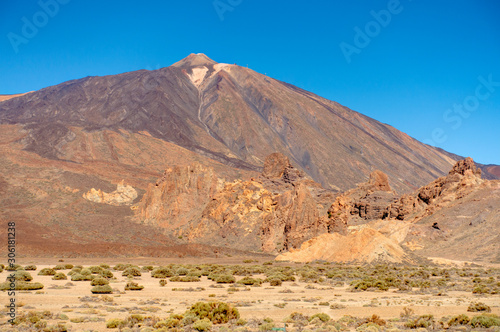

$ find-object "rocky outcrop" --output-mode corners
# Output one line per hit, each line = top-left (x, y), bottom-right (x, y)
(135, 163), (222, 229)
(135, 153), (330, 253)
(260, 181), (327, 252)
(132, 155), (498, 263)
(324, 159), (486, 226)
(449, 157), (482, 176)
(183, 153), (330, 252)
(326, 170), (397, 229)
(276, 227), (408, 263)
(386, 157), (484, 221)
(83, 180), (137, 206)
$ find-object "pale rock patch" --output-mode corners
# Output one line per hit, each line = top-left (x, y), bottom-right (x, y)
(82, 180), (137, 206)
(187, 66), (209, 87)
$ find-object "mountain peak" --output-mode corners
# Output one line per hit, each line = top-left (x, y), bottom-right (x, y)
(172, 53), (218, 68)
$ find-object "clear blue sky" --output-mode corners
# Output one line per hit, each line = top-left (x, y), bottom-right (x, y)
(1, 0), (499, 164)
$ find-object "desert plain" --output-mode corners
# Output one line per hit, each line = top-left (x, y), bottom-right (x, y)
(1, 257), (499, 331)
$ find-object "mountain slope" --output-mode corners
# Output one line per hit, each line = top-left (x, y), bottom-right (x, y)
(1, 53), (491, 194)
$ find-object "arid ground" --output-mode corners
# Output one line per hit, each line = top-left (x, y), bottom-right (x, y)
(1, 258), (499, 331)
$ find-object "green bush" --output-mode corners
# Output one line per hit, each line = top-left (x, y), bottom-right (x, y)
(351, 278), (389, 291)
(24, 265), (37, 271)
(193, 318), (212, 331)
(365, 314), (386, 326)
(259, 322), (275, 331)
(71, 273), (94, 281)
(5, 263), (22, 271)
(188, 270), (203, 277)
(91, 285), (113, 294)
(472, 284), (490, 294)
(0, 281), (44, 290)
(155, 317), (181, 329)
(310, 313), (330, 322)
(170, 276), (200, 282)
(187, 301), (240, 324)
(53, 265), (67, 270)
(123, 314), (144, 327)
(215, 275), (235, 284)
(106, 318), (124, 329)
(38, 268), (57, 276)
(237, 277), (263, 286)
(470, 314), (500, 328)
(89, 266), (104, 274)
(80, 268), (92, 276)
(405, 315), (434, 329)
(448, 314), (470, 326)
(122, 266), (141, 277)
(52, 272), (67, 280)
(467, 302), (491, 312)
(124, 281), (144, 290)
(113, 263), (128, 271)
(236, 318), (247, 326)
(269, 278), (282, 286)
(11, 270), (33, 282)
(159, 279), (167, 287)
(64, 264), (74, 270)
(152, 267), (174, 278)
(100, 269), (114, 278)
(91, 278), (109, 286)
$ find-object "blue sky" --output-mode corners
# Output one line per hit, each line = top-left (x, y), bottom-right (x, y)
(1, 0), (499, 164)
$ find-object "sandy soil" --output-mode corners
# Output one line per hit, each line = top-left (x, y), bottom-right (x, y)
(1, 259), (499, 331)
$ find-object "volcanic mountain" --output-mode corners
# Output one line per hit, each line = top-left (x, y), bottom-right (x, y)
(0, 53), (497, 257)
